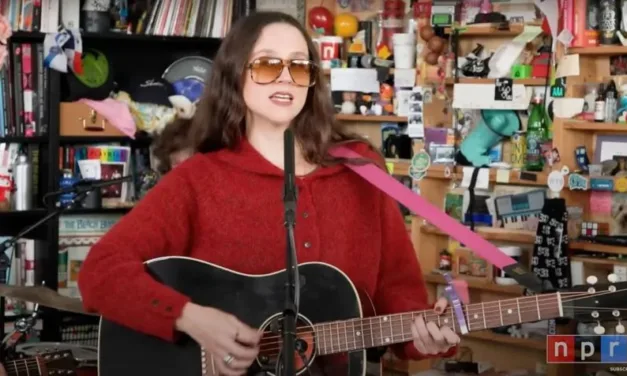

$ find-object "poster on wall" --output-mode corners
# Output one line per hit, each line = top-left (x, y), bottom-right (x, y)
(255, 0), (306, 24)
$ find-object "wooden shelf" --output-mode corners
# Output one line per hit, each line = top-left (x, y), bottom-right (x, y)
(420, 223), (536, 243)
(568, 45), (627, 56)
(569, 241), (627, 256)
(445, 22), (542, 37)
(571, 255), (627, 266)
(385, 159), (410, 176)
(464, 330), (546, 351)
(424, 273), (524, 295)
(444, 77), (548, 86)
(563, 120), (627, 132)
(423, 165), (548, 187)
(335, 114), (406, 122)
(323, 68), (395, 75)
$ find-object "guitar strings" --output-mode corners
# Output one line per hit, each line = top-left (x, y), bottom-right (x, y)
(259, 295), (565, 352)
(259, 292), (574, 344)
(5, 357), (43, 375)
(257, 305), (627, 356)
(255, 288), (627, 355)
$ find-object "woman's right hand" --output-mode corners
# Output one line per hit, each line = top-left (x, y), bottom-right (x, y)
(175, 303), (262, 376)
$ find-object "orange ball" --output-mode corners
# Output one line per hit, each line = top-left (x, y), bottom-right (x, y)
(334, 13), (359, 38)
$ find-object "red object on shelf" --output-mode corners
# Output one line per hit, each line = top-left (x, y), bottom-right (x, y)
(308, 6), (334, 35)
(381, 0), (405, 53)
(414, 1), (432, 19)
(531, 52), (551, 78)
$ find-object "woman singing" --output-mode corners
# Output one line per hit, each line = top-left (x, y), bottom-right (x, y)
(78, 11), (459, 376)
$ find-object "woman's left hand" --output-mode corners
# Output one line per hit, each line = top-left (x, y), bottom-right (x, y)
(411, 297), (461, 355)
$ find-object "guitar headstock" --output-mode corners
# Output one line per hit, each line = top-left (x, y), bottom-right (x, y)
(561, 274), (627, 335)
(15, 350), (78, 375)
(42, 350), (77, 374)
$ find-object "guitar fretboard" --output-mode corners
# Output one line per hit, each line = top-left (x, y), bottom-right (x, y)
(312, 293), (561, 355)
(6, 357), (44, 376)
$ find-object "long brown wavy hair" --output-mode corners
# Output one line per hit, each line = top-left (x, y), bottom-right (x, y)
(152, 117), (192, 174)
(189, 11), (378, 167)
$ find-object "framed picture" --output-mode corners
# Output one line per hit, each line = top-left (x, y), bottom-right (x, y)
(255, 0), (306, 24)
(594, 135), (627, 164)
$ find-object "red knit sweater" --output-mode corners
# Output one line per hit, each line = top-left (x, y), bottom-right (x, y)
(77, 139), (456, 361)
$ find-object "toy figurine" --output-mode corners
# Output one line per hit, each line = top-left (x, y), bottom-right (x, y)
(378, 84), (395, 115)
(340, 92), (357, 114)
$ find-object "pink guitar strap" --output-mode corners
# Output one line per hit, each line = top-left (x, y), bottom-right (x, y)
(331, 146), (545, 294)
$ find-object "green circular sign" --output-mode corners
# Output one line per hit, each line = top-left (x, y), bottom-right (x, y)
(74, 50), (109, 89)
(411, 151), (431, 173)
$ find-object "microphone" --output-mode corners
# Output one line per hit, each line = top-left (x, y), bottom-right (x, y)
(58, 176), (133, 195)
(73, 175), (133, 190)
(279, 128), (300, 376)
(283, 129), (297, 219)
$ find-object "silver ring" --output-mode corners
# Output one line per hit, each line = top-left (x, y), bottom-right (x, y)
(223, 354), (234, 366)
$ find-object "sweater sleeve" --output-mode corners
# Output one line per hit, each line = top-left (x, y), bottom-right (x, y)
(373, 192), (457, 361)
(77, 167), (196, 342)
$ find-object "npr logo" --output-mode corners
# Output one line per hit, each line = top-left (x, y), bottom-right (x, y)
(547, 335), (627, 363)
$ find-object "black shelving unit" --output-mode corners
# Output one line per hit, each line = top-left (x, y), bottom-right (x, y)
(0, 19), (231, 347)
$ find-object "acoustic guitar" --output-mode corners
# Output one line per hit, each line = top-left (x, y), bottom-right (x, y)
(97, 257), (627, 376)
(5, 350), (77, 376)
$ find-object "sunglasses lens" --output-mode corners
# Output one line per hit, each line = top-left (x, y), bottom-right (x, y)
(250, 58), (283, 84)
(289, 60), (316, 87)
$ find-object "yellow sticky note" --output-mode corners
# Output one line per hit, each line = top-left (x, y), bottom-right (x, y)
(386, 162), (394, 174)
(496, 169), (510, 183)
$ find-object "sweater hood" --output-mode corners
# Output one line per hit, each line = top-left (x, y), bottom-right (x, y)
(212, 137), (379, 179)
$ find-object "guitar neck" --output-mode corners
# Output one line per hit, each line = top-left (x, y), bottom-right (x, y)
(313, 292), (562, 355)
(5, 357), (46, 376)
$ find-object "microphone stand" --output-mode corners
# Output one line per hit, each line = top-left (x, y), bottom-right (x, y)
(0, 177), (122, 361)
(279, 129), (300, 376)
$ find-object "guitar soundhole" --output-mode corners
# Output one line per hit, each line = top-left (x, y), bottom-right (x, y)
(255, 313), (316, 374)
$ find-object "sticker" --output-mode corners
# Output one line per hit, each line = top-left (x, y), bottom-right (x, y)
(386, 162), (394, 174)
(444, 166), (451, 178)
(410, 150), (431, 173)
(568, 173), (588, 191)
(551, 77), (566, 98)
(561, 166), (570, 175)
(548, 171), (565, 193)
(616, 177), (627, 193)
(557, 29), (574, 47)
(496, 169), (510, 183)
(590, 178), (614, 191)
(409, 169), (427, 180)
(494, 78), (513, 101)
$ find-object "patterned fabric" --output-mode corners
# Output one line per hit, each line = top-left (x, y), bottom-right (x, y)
(530, 198), (572, 334)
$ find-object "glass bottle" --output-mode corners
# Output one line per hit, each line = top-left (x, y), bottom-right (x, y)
(605, 79), (618, 123)
(525, 94), (549, 172)
(595, 83), (606, 122)
(599, 0), (620, 45)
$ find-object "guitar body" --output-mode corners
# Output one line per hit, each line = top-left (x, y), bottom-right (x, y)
(98, 257), (373, 376)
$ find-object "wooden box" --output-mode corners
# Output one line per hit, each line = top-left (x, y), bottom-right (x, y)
(60, 102), (126, 137)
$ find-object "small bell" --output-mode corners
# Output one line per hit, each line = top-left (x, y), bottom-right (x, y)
(594, 322), (606, 335)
